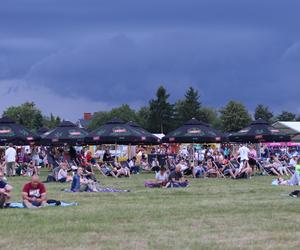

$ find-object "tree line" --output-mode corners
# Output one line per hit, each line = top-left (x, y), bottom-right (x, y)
(2, 86), (300, 134)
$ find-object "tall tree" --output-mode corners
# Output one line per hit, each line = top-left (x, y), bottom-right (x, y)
(136, 106), (150, 130)
(3, 102), (44, 131)
(277, 111), (296, 121)
(88, 104), (138, 130)
(220, 101), (252, 132)
(198, 107), (219, 125)
(175, 87), (202, 124)
(43, 113), (61, 129)
(148, 86), (174, 134)
(254, 104), (273, 122)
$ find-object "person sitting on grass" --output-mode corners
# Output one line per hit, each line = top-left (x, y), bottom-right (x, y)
(277, 158), (300, 186)
(272, 155), (289, 176)
(263, 156), (281, 176)
(70, 167), (90, 192)
(193, 161), (206, 178)
(155, 166), (169, 186)
(220, 159), (236, 179)
(204, 158), (221, 178)
(128, 157), (140, 174)
(70, 167), (129, 193)
(57, 163), (72, 183)
(0, 171), (13, 208)
(26, 161), (38, 177)
(166, 165), (188, 188)
(112, 160), (131, 178)
(96, 162), (117, 178)
(22, 175), (47, 209)
(145, 166), (169, 188)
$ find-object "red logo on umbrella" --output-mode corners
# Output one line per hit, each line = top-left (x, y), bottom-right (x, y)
(0, 129), (12, 134)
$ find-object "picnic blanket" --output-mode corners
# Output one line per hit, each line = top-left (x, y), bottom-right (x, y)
(64, 187), (130, 193)
(145, 181), (189, 188)
(7, 201), (78, 208)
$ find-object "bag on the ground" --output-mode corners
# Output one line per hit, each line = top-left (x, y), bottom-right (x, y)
(289, 190), (300, 198)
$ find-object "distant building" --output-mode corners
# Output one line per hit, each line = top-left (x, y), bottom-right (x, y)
(77, 112), (92, 130)
(273, 121), (300, 142)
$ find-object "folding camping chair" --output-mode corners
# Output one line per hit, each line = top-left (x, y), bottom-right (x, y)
(212, 161), (226, 178)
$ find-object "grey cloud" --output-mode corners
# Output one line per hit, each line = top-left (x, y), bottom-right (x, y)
(1, 0), (300, 117)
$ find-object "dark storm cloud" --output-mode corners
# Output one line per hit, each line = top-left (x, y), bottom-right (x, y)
(1, 0), (300, 116)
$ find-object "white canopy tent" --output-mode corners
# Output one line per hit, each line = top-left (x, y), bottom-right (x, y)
(273, 121), (300, 142)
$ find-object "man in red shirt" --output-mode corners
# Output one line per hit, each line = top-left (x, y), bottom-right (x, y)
(22, 175), (47, 209)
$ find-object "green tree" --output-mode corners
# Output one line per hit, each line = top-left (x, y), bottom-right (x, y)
(254, 104), (273, 122)
(148, 86), (174, 133)
(3, 102), (44, 131)
(277, 111), (296, 121)
(136, 106), (150, 130)
(175, 87), (202, 125)
(43, 113), (61, 129)
(220, 101), (252, 132)
(88, 104), (138, 130)
(199, 107), (219, 125)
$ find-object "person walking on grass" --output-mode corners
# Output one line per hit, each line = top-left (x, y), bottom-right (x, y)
(5, 143), (16, 177)
(22, 175), (47, 209)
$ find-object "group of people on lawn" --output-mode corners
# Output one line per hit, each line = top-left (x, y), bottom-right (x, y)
(0, 173), (47, 209)
(2, 142), (300, 208)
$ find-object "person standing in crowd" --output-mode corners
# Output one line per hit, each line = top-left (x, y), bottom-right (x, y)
(5, 143), (17, 177)
(22, 175), (47, 209)
(236, 144), (250, 175)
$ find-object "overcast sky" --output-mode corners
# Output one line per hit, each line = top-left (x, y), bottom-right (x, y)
(1, 0), (300, 121)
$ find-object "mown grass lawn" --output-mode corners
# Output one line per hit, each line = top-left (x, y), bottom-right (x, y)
(0, 170), (299, 250)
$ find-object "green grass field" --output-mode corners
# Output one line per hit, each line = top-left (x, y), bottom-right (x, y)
(0, 171), (299, 250)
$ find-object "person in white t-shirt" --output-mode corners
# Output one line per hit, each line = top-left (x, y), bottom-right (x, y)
(236, 145), (251, 177)
(5, 143), (17, 177)
(289, 155), (298, 168)
(57, 163), (72, 183)
(238, 145), (250, 161)
(155, 167), (169, 186)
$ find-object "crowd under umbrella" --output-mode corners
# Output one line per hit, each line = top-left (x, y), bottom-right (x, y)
(162, 118), (226, 163)
(0, 116), (40, 145)
(228, 119), (291, 143)
(162, 118), (225, 144)
(85, 118), (155, 145)
(126, 121), (160, 145)
(40, 121), (89, 146)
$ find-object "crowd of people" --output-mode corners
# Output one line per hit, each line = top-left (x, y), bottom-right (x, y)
(1, 142), (300, 208)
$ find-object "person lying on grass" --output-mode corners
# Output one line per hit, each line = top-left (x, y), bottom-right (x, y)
(22, 175), (47, 209)
(165, 165), (188, 188)
(0, 171), (13, 208)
